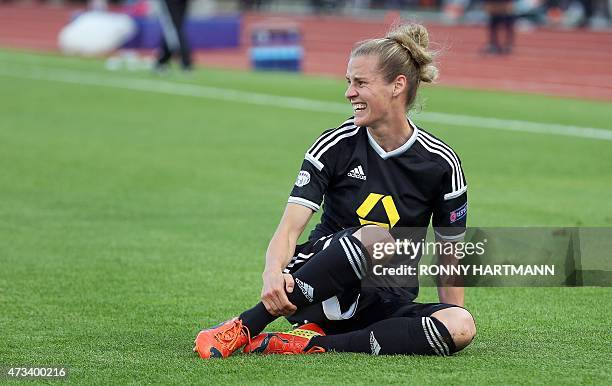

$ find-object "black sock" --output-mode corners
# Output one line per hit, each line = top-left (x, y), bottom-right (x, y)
(309, 316), (456, 356)
(239, 235), (369, 335)
(239, 303), (276, 336)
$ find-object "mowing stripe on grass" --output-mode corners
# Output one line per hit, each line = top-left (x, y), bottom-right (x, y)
(2, 66), (611, 141)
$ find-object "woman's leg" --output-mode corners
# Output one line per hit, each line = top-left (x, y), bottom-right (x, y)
(308, 306), (476, 356)
(240, 225), (393, 335)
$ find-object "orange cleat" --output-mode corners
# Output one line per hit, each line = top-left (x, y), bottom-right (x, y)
(193, 317), (250, 359)
(243, 323), (326, 355)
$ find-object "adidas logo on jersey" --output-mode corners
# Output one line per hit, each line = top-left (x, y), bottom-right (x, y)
(347, 165), (367, 180)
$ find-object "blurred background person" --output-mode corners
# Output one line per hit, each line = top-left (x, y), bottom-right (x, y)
(482, 0), (515, 54)
(578, 0), (595, 26)
(311, 0), (346, 14)
(155, 0), (192, 72)
(240, 0), (266, 10)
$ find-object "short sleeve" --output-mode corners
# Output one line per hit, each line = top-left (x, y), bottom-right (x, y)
(288, 158), (332, 211)
(287, 134), (337, 212)
(288, 119), (356, 212)
(432, 165), (468, 241)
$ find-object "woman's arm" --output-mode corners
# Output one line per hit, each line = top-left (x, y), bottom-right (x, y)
(260, 203), (313, 316)
(436, 246), (465, 307)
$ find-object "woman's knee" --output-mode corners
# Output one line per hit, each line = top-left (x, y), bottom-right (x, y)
(351, 225), (395, 261)
(431, 307), (476, 352)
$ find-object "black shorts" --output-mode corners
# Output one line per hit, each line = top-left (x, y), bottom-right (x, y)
(284, 227), (458, 334)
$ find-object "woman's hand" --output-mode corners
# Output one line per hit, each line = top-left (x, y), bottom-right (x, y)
(261, 270), (297, 316)
(260, 204), (313, 317)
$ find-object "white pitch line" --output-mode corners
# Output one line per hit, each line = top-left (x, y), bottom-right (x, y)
(419, 111), (612, 141)
(1, 66), (611, 141)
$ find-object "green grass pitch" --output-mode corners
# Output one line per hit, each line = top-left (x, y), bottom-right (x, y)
(0, 49), (611, 384)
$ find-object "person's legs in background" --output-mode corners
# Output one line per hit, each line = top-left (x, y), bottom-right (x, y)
(483, 0), (515, 54)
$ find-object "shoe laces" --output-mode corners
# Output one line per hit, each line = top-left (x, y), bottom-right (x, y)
(215, 318), (251, 351)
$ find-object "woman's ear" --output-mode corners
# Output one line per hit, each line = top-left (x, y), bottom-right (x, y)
(393, 75), (408, 97)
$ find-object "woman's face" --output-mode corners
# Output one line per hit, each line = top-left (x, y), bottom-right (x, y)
(345, 54), (395, 128)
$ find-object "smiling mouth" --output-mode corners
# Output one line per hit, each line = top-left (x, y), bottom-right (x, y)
(352, 103), (367, 113)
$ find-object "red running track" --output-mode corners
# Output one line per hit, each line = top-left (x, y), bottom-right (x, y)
(1, 3), (612, 100)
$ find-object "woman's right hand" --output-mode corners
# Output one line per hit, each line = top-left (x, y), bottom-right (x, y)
(261, 270), (297, 316)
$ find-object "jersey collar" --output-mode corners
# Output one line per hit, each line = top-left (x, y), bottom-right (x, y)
(366, 118), (419, 160)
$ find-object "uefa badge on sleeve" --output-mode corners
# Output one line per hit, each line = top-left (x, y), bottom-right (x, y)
(450, 203), (467, 223)
(295, 170), (310, 187)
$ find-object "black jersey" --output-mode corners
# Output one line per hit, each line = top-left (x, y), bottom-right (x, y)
(289, 116), (467, 242)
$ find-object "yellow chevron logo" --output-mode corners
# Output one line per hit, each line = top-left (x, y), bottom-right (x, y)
(356, 193), (400, 229)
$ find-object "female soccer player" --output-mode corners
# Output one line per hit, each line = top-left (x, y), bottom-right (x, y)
(194, 22), (476, 358)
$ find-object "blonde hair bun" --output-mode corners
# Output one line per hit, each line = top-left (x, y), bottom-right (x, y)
(386, 24), (438, 83)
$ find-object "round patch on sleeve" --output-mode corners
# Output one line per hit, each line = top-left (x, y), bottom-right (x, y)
(295, 170), (311, 187)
